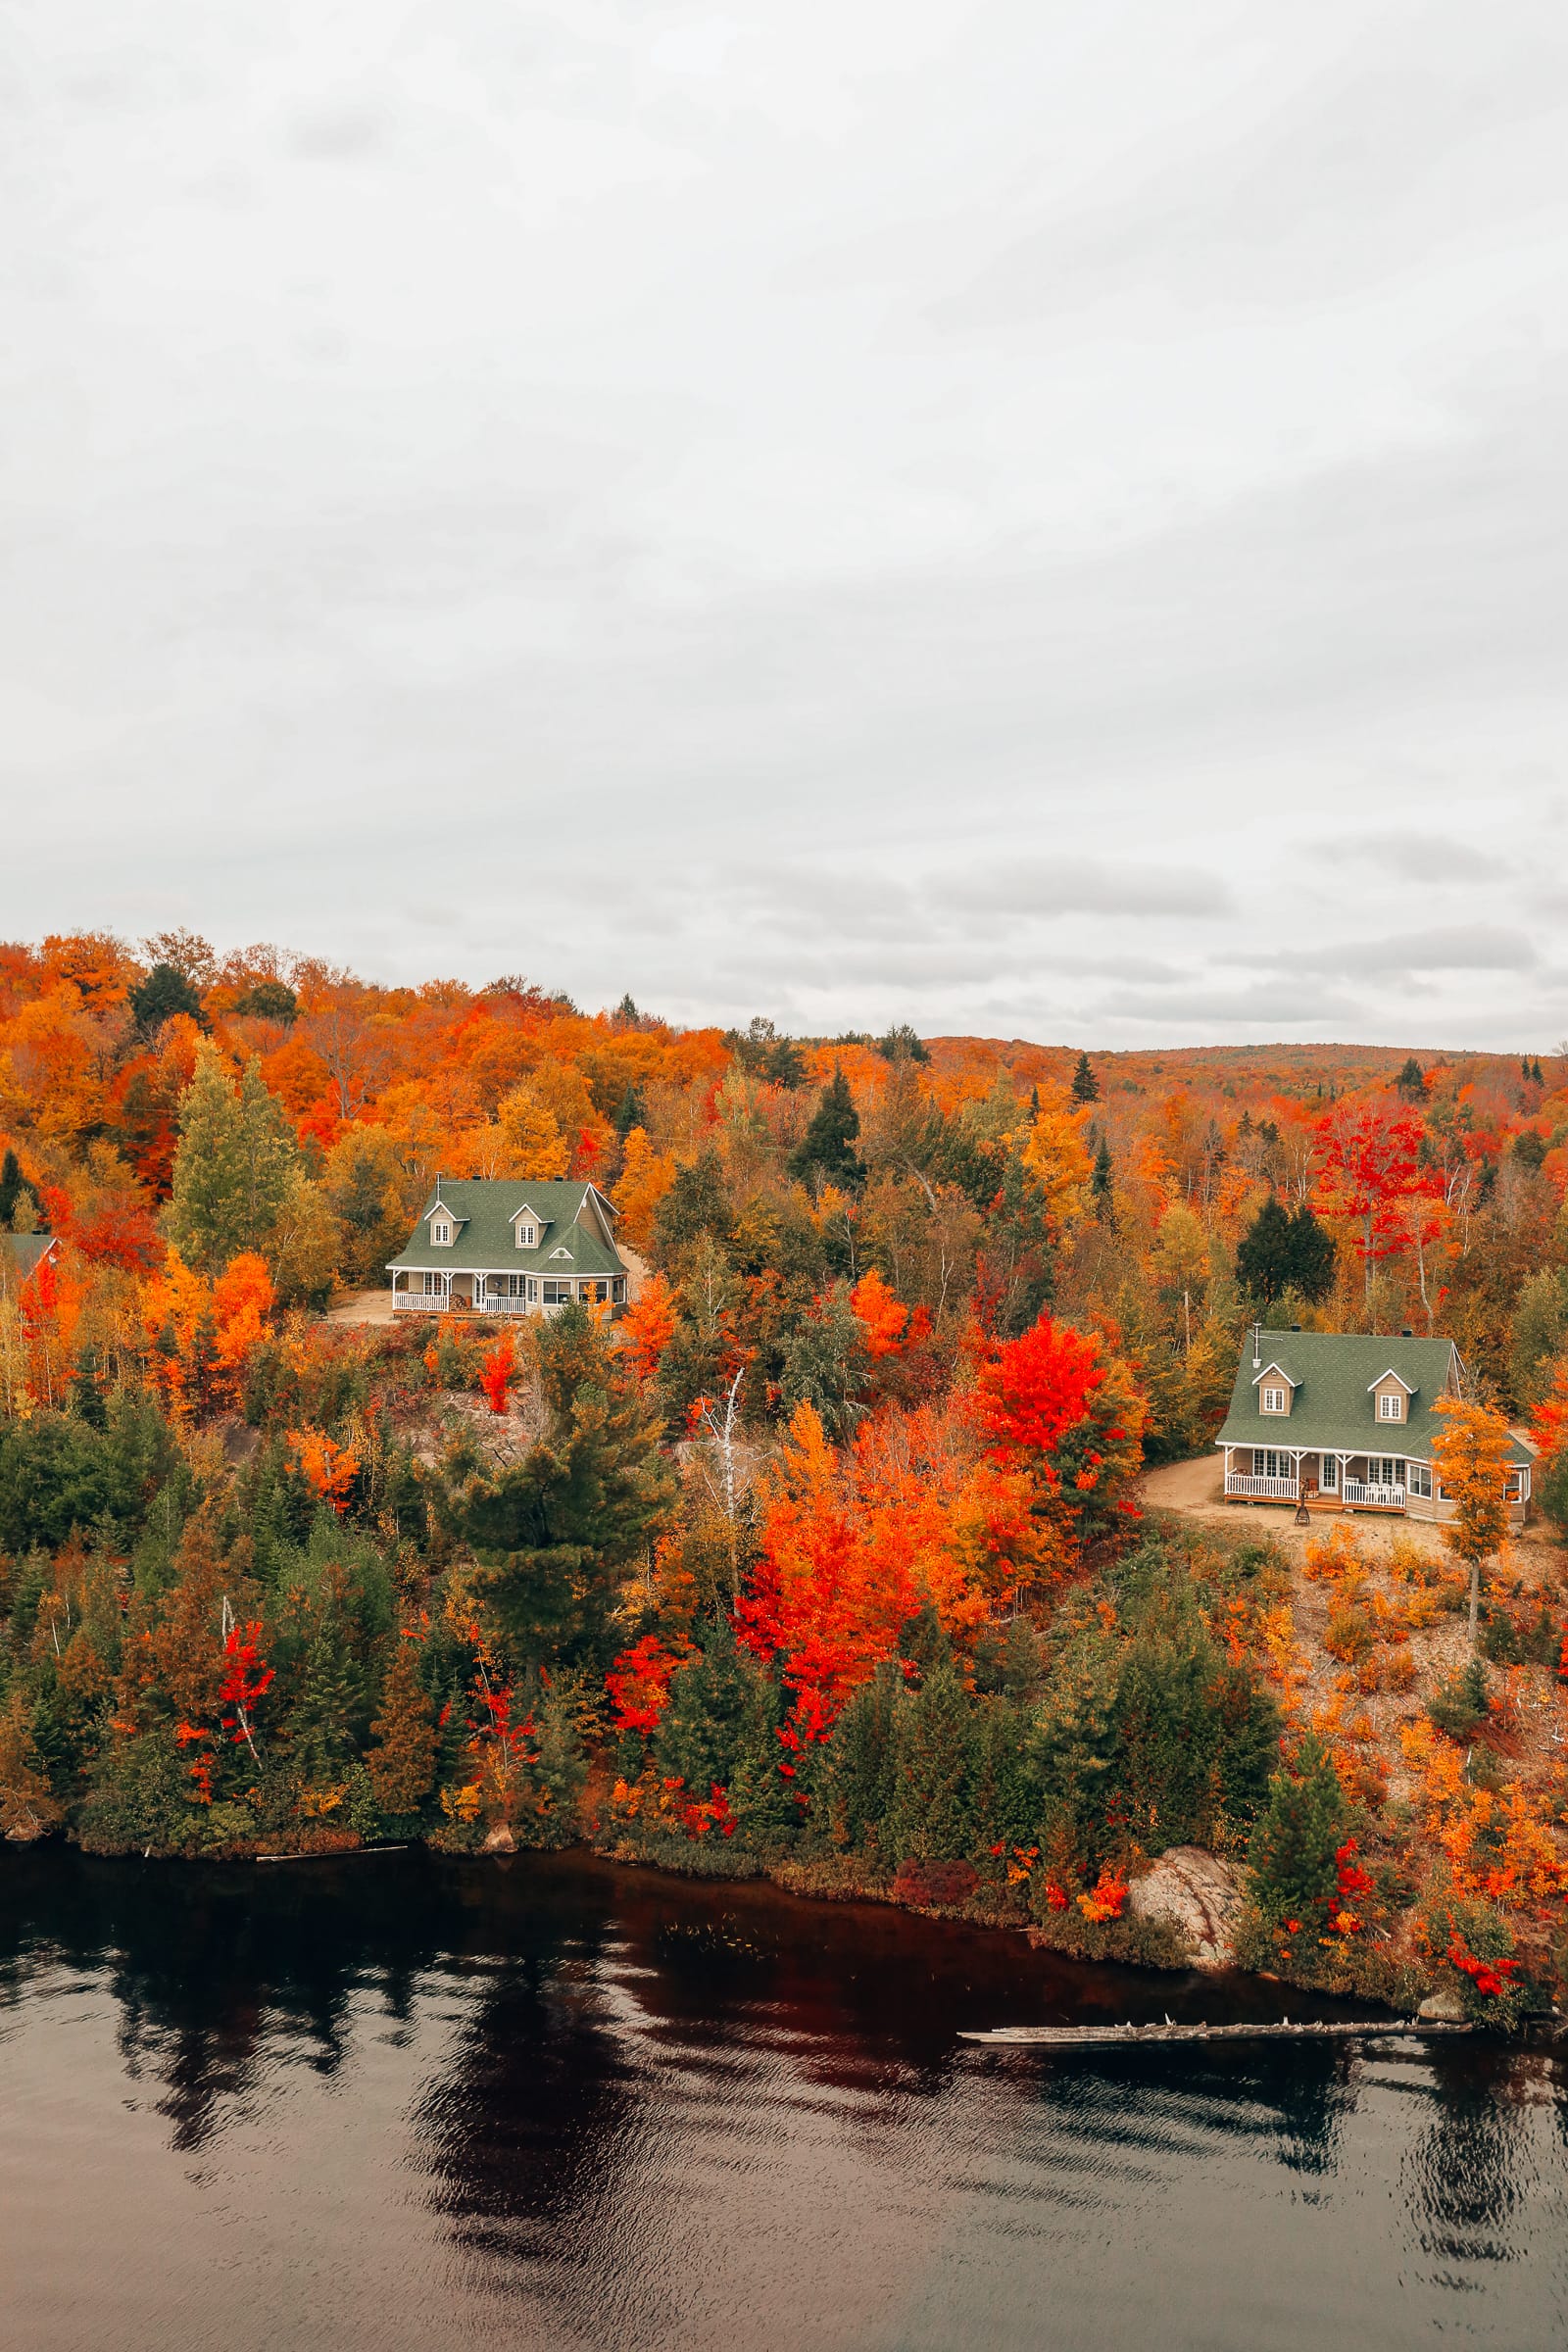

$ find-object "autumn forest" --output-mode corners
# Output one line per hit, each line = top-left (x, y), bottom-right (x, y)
(4, 928), (1568, 2024)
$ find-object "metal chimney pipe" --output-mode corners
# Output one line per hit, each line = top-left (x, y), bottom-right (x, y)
(1252, 1321), (1261, 1370)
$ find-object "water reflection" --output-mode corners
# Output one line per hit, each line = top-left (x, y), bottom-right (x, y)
(2, 1847), (1565, 2352)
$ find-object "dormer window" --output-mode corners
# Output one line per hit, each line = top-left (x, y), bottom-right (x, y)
(1378, 1391), (1403, 1421)
(1260, 1385), (1288, 1415)
(550, 1247), (572, 1261)
(431, 1218), (452, 1247)
(515, 1223), (536, 1250)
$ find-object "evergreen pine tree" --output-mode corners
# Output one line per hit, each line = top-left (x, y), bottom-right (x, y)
(612, 1084), (646, 1140)
(786, 1067), (866, 1194)
(128, 961), (206, 1037)
(1284, 1203), (1337, 1303)
(763, 1034), (807, 1088)
(1069, 1052), (1101, 1105)
(1395, 1055), (1428, 1101)
(166, 1040), (301, 1273)
(1247, 1733), (1348, 1924)
(650, 1146), (733, 1266)
(885, 1663), (974, 1863)
(968, 1697), (1040, 1860)
(367, 1639), (439, 1815)
(821, 1660), (900, 1853)
(653, 1620), (754, 1794)
(463, 1307), (675, 1671)
(1236, 1194), (1294, 1303)
(0, 1148), (43, 1232)
(70, 1348), (109, 1430)
(286, 1623), (365, 1788)
(1091, 1137), (1115, 1224)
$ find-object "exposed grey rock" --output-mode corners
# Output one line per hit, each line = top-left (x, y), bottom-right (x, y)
(482, 1823), (517, 1854)
(1417, 1988), (1468, 2023)
(1127, 1845), (1244, 1969)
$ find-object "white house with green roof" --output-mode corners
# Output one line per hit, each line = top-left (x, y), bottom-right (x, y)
(1215, 1327), (1533, 1526)
(388, 1179), (628, 1318)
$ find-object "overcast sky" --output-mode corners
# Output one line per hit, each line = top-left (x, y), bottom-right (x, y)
(3, 2), (1566, 1048)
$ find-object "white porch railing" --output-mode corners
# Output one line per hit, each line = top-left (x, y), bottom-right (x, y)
(476, 1293), (532, 1315)
(394, 1290), (449, 1311)
(1344, 1481), (1405, 1508)
(1224, 1474), (1299, 1499)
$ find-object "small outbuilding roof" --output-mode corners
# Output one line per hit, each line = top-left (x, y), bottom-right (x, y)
(0, 1232), (59, 1287)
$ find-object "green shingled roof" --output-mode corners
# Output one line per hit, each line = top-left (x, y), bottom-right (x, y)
(1214, 1329), (1531, 1465)
(388, 1180), (625, 1277)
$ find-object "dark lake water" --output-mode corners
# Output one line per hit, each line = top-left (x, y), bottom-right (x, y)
(2, 1848), (1565, 2352)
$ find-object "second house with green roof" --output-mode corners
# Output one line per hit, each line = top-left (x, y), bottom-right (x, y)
(388, 1178), (629, 1318)
(1215, 1326), (1533, 1527)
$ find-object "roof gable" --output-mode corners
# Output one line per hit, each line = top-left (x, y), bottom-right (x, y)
(388, 1178), (626, 1278)
(1215, 1328), (1528, 1465)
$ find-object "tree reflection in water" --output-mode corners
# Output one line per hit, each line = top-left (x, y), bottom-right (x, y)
(2, 1846), (1566, 2352)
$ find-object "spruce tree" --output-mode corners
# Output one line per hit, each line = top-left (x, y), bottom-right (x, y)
(885, 1663), (974, 1863)
(463, 1308), (675, 1671)
(1091, 1137), (1115, 1224)
(0, 1149), (43, 1233)
(287, 1623), (364, 1788)
(1284, 1203), (1336, 1303)
(786, 1068), (865, 1194)
(1395, 1055), (1428, 1101)
(612, 1084), (646, 1140)
(1236, 1194), (1294, 1304)
(128, 961), (206, 1038)
(1247, 1733), (1348, 1924)
(166, 1041), (301, 1273)
(367, 1639), (439, 1815)
(1069, 1052), (1101, 1105)
(822, 1660), (900, 1853)
(653, 1620), (754, 1794)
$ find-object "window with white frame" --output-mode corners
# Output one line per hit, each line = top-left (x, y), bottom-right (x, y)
(1319, 1454), (1339, 1491)
(431, 1218), (452, 1247)
(1407, 1462), (1433, 1497)
(1365, 1456), (1401, 1488)
(515, 1223), (536, 1249)
(1378, 1391), (1403, 1420)
(1260, 1385), (1287, 1414)
(1253, 1447), (1296, 1480)
(1505, 1467), (1527, 1500)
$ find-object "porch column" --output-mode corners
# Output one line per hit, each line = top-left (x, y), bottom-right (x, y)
(1222, 1445), (1233, 1494)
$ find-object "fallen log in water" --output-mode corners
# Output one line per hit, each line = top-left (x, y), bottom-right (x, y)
(960, 2016), (1472, 2047)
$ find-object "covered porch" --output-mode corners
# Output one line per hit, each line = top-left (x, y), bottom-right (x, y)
(1221, 1445), (1414, 1513)
(391, 1269), (626, 1317)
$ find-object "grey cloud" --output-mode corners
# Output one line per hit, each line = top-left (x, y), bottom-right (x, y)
(939, 858), (1231, 919)
(1302, 834), (1511, 884)
(285, 105), (391, 161)
(1249, 926), (1538, 978)
(1, 3), (1565, 1052)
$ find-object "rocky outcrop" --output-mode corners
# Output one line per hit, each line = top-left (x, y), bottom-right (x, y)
(1417, 1988), (1467, 2023)
(1127, 1846), (1244, 1969)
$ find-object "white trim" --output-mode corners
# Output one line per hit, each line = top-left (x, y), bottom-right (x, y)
(1366, 1368), (1417, 1394)
(1250, 1362), (1300, 1389)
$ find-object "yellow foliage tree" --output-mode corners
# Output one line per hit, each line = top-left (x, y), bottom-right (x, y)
(1019, 1085), (1093, 1230)
(1431, 1394), (1515, 1645)
(484, 1085), (568, 1180)
(614, 1126), (676, 1249)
